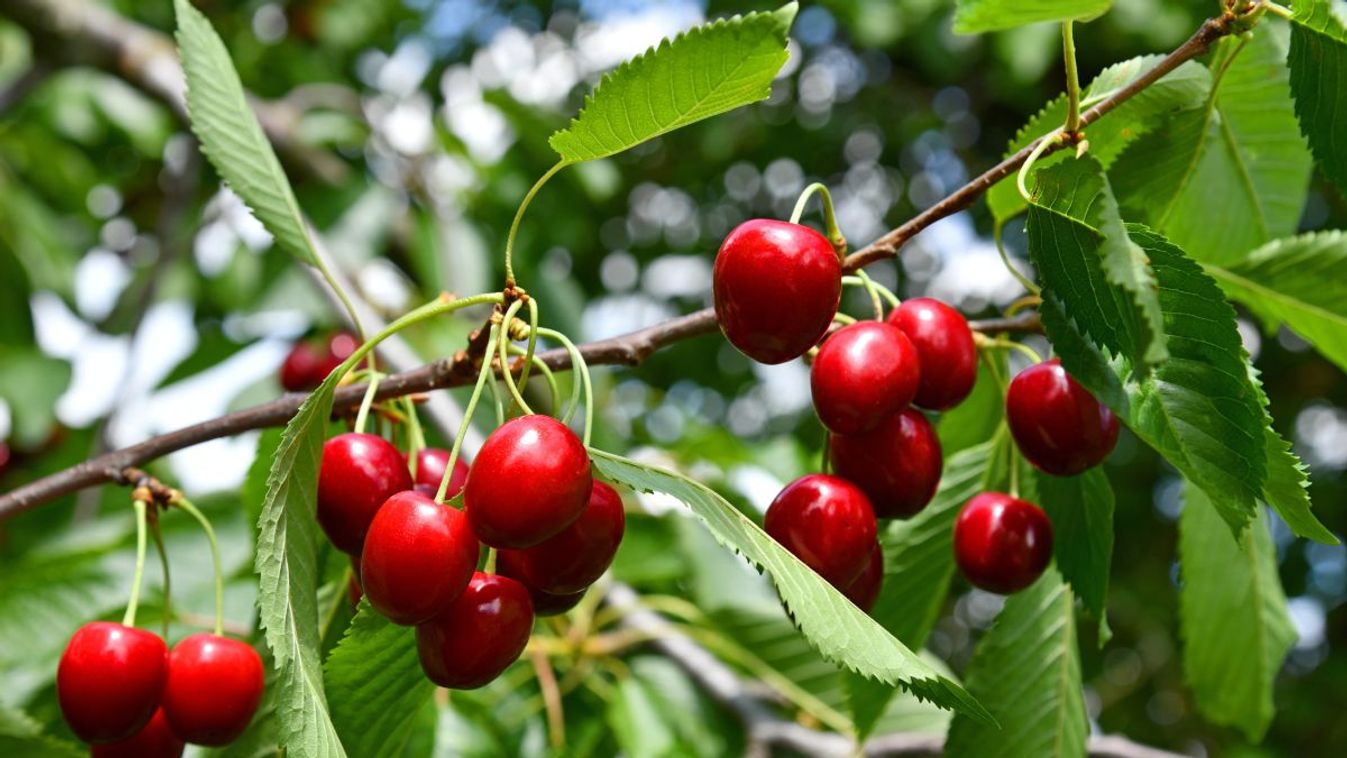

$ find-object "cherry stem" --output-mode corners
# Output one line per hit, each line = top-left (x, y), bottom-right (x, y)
(149, 516), (171, 640)
(1005, 294), (1043, 317)
(308, 239), (368, 348)
(789, 182), (847, 255)
(854, 269), (886, 320)
(842, 275), (900, 310)
(122, 496), (149, 628)
(996, 338), (1044, 365)
(484, 547), (498, 575)
(519, 297), (540, 389)
(535, 327), (594, 447)
(173, 495), (224, 637)
(1264, 1), (1292, 20)
(1016, 129), (1064, 202)
(832, 312), (857, 326)
(436, 324), (502, 504)
(1006, 428), (1022, 499)
(504, 162), (567, 285)
(486, 364), (506, 426)
(994, 221), (1041, 295)
(402, 395), (426, 465)
(509, 344), (560, 413)
(498, 299), (535, 416)
(1063, 21), (1082, 135)
(353, 371), (382, 434)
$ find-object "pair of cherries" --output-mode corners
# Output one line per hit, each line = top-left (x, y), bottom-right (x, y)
(58, 623), (263, 756)
(278, 331), (360, 392)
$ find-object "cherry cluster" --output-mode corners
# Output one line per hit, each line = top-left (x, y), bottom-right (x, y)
(317, 414), (624, 690)
(279, 331), (360, 392)
(58, 623), (263, 757)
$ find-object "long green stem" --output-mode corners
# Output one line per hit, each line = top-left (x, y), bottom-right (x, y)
(437, 325), (502, 503)
(504, 162), (568, 284)
(509, 344), (560, 413)
(841, 276), (900, 309)
(789, 182), (846, 253)
(1264, 2), (1292, 21)
(402, 395), (426, 464)
(535, 328), (593, 447)
(1017, 129), (1063, 202)
(1063, 21), (1082, 134)
(174, 496), (224, 637)
(994, 221), (1041, 295)
(498, 299), (534, 415)
(354, 372), (381, 433)
(149, 518), (171, 639)
(995, 337), (1044, 365)
(518, 297), (540, 390)
(122, 498), (149, 628)
(853, 269), (885, 320)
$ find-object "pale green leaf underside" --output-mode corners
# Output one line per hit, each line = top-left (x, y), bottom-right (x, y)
(1179, 486), (1295, 741)
(945, 568), (1087, 758)
(549, 4), (796, 163)
(1289, 0), (1347, 196)
(174, 0), (316, 265)
(953, 0), (1110, 34)
(1034, 469), (1114, 637)
(589, 449), (992, 724)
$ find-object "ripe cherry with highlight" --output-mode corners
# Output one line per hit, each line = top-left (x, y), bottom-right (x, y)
(765, 474), (878, 587)
(361, 490), (479, 625)
(1006, 358), (1119, 476)
(829, 409), (943, 519)
(953, 492), (1053, 594)
(416, 572), (534, 689)
(317, 432), (413, 554)
(162, 633), (264, 746)
(90, 709), (183, 758)
(888, 297), (976, 411)
(810, 321), (920, 435)
(410, 447), (469, 498)
(57, 622), (167, 744)
(497, 481), (625, 595)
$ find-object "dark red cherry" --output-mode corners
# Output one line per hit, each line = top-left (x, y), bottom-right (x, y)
(465, 415), (592, 549)
(713, 219), (841, 364)
(765, 474), (878, 587)
(410, 447), (469, 498)
(315, 331), (361, 381)
(529, 587), (587, 617)
(888, 297), (977, 410)
(317, 432), (413, 553)
(361, 491), (479, 625)
(497, 481), (625, 595)
(811, 321), (920, 434)
(279, 341), (328, 392)
(829, 408), (943, 519)
(953, 492), (1053, 594)
(842, 544), (883, 612)
(1005, 358), (1119, 476)
(91, 708), (183, 758)
(57, 622), (166, 743)
(416, 572), (534, 689)
(162, 634), (264, 746)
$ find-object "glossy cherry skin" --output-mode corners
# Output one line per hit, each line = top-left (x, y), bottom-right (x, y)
(829, 409), (943, 519)
(529, 587), (587, 617)
(1006, 359), (1119, 476)
(57, 622), (167, 743)
(497, 481), (626, 595)
(91, 708), (184, 758)
(317, 432), (413, 554)
(811, 321), (920, 435)
(410, 447), (469, 498)
(279, 341), (329, 392)
(361, 491), (479, 625)
(713, 219), (841, 364)
(842, 544), (883, 612)
(888, 297), (977, 411)
(465, 415), (592, 549)
(953, 492), (1053, 594)
(162, 633), (264, 746)
(416, 572), (534, 689)
(765, 474), (878, 587)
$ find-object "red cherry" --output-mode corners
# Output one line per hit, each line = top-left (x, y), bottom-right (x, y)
(497, 481), (625, 595)
(810, 321), (920, 434)
(465, 415), (592, 549)
(279, 341), (328, 392)
(315, 331), (362, 382)
(1005, 358), (1119, 476)
(57, 622), (166, 743)
(161, 634), (264, 746)
(765, 474), (878, 587)
(361, 491), (479, 625)
(317, 433), (413, 553)
(842, 544), (883, 612)
(953, 492), (1053, 594)
(91, 708), (184, 758)
(888, 297), (976, 410)
(713, 219), (841, 364)
(529, 587), (587, 617)
(829, 408), (943, 519)
(410, 448), (469, 498)
(416, 572), (534, 689)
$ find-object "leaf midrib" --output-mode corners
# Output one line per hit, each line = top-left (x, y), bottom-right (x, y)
(1203, 264), (1347, 330)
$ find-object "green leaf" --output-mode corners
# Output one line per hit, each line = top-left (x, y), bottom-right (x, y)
(0, 347), (70, 448)
(548, 4), (797, 163)
(325, 602), (435, 757)
(1034, 469), (1113, 640)
(589, 448), (992, 724)
(1248, 363), (1336, 544)
(953, 0), (1110, 34)
(1289, 0), (1347, 195)
(1205, 231), (1347, 374)
(938, 356), (1005, 456)
(988, 57), (1210, 223)
(944, 568), (1088, 758)
(1179, 486), (1294, 741)
(254, 372), (345, 758)
(0, 704), (83, 758)
(1026, 155), (1167, 367)
(174, 0), (317, 265)
(1112, 29), (1312, 266)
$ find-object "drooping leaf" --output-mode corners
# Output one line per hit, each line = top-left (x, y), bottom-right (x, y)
(1179, 486), (1295, 741)
(1034, 469), (1113, 640)
(1111, 28), (1312, 265)
(548, 4), (797, 163)
(589, 449), (992, 724)
(988, 57), (1210, 223)
(944, 568), (1088, 758)
(174, 0), (316, 264)
(1205, 231), (1347, 374)
(1248, 363), (1336, 544)
(1289, 0), (1347, 195)
(325, 602), (435, 757)
(953, 0), (1111, 34)
(1026, 156), (1167, 367)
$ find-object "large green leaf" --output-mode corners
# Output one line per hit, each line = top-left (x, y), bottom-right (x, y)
(1206, 231), (1347, 373)
(1111, 29), (1312, 266)
(953, 0), (1110, 34)
(1289, 0), (1347, 195)
(325, 602), (435, 757)
(1248, 363), (1336, 544)
(1026, 156), (1167, 367)
(988, 57), (1210, 223)
(1034, 469), (1113, 639)
(548, 4), (796, 163)
(937, 356), (1005, 456)
(174, 0), (317, 265)
(944, 568), (1087, 758)
(589, 449), (992, 723)
(1179, 486), (1294, 741)
(0, 705), (83, 758)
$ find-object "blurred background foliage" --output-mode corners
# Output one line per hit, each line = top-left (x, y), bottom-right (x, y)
(1, 0), (1345, 756)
